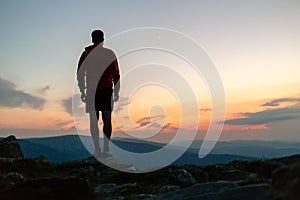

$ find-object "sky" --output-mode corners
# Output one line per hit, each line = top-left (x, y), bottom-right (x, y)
(0, 0), (300, 142)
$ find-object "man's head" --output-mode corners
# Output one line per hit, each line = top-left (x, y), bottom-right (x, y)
(91, 30), (104, 43)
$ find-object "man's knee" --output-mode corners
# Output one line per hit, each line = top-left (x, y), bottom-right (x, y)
(89, 111), (98, 119)
(102, 110), (112, 120)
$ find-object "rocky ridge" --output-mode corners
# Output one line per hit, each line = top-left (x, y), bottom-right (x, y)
(0, 135), (299, 199)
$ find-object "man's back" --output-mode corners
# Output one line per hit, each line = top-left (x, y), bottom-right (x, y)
(77, 43), (119, 91)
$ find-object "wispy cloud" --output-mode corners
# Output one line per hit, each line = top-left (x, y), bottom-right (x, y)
(55, 119), (74, 128)
(62, 96), (73, 115)
(223, 95), (300, 126)
(114, 97), (129, 113)
(200, 108), (212, 112)
(223, 106), (300, 126)
(0, 78), (46, 110)
(261, 98), (300, 107)
(62, 94), (85, 116)
(37, 85), (51, 95)
(160, 123), (179, 133)
(136, 115), (165, 127)
(136, 117), (152, 127)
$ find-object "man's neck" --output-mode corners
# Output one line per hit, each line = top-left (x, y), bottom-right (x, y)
(93, 42), (103, 47)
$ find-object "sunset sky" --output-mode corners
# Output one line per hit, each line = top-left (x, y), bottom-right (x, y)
(0, 0), (300, 142)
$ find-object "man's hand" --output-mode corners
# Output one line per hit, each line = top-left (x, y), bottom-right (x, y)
(81, 93), (87, 103)
(113, 92), (119, 102)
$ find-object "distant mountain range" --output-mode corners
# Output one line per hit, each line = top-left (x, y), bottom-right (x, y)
(18, 135), (90, 162)
(5, 135), (300, 167)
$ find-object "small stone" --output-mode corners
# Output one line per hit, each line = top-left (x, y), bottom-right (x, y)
(104, 196), (125, 200)
(95, 183), (137, 195)
(95, 183), (117, 195)
(126, 166), (137, 172)
(3, 172), (25, 183)
(159, 185), (180, 193)
(34, 155), (49, 162)
(167, 169), (196, 187)
(136, 194), (158, 200)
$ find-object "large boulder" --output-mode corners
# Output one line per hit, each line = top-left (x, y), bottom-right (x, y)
(183, 166), (209, 183)
(0, 135), (23, 159)
(271, 163), (300, 199)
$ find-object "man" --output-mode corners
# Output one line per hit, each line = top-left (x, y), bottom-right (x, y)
(77, 30), (120, 157)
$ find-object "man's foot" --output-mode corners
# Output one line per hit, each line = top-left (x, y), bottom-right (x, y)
(102, 151), (113, 158)
(93, 152), (102, 158)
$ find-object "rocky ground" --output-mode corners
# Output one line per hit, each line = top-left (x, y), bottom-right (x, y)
(0, 135), (299, 200)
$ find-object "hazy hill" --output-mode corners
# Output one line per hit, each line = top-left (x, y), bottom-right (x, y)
(175, 139), (300, 158)
(6, 135), (299, 165)
(18, 139), (90, 162)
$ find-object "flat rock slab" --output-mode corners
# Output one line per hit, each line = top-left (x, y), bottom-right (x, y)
(159, 181), (270, 200)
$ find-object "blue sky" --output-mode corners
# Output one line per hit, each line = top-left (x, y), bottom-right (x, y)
(0, 0), (300, 141)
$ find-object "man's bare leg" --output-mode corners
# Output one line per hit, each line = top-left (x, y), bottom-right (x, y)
(102, 110), (112, 155)
(89, 111), (101, 155)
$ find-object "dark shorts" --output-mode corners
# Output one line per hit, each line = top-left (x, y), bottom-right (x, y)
(86, 87), (113, 112)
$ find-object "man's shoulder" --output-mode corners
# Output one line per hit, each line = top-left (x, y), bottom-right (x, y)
(83, 44), (97, 54)
(102, 47), (115, 54)
(102, 47), (117, 59)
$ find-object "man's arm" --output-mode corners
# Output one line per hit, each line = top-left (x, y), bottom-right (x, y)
(112, 58), (120, 102)
(77, 51), (87, 102)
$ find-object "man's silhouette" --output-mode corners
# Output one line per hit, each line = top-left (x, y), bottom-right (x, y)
(77, 30), (120, 157)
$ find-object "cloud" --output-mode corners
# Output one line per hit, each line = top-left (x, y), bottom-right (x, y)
(135, 115), (179, 133)
(55, 119), (74, 128)
(0, 78), (46, 110)
(62, 94), (85, 116)
(160, 123), (179, 133)
(261, 97), (300, 107)
(136, 115), (165, 127)
(143, 122), (180, 133)
(37, 85), (51, 95)
(62, 96), (73, 115)
(200, 108), (212, 112)
(223, 106), (300, 126)
(136, 117), (152, 127)
(114, 97), (129, 113)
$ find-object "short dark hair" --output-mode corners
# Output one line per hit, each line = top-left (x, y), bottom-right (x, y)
(91, 30), (104, 43)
